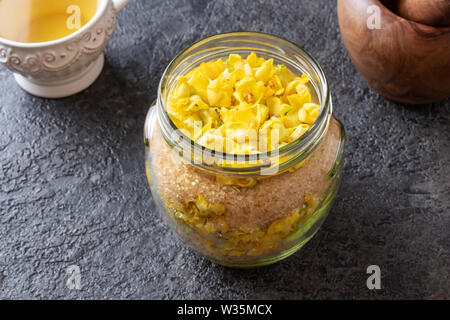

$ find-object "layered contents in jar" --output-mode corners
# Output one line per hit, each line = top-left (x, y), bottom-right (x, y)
(150, 52), (341, 261)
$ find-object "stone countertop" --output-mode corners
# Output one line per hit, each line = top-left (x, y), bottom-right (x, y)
(0, 0), (448, 299)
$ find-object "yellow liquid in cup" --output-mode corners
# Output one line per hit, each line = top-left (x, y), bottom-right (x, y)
(0, 0), (98, 43)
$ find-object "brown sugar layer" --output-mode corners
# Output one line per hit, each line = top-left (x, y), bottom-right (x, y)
(150, 117), (341, 230)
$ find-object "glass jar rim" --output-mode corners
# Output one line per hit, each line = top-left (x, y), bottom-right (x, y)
(153, 31), (332, 177)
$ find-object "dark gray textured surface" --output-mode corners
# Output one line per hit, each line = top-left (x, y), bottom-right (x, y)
(0, 0), (449, 299)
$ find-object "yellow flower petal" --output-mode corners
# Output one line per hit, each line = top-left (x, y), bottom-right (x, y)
(226, 54), (244, 71)
(255, 59), (275, 83)
(282, 108), (301, 128)
(267, 97), (282, 117)
(187, 69), (209, 102)
(207, 76), (233, 108)
(246, 52), (265, 67)
(186, 95), (209, 112)
(287, 124), (310, 143)
(200, 58), (225, 80)
(170, 76), (191, 102)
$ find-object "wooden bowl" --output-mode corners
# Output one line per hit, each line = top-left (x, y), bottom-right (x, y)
(337, 0), (450, 104)
(395, 0), (450, 27)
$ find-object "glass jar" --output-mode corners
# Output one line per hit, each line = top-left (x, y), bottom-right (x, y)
(144, 32), (345, 267)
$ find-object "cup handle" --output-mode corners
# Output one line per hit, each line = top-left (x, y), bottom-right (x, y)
(112, 0), (131, 12)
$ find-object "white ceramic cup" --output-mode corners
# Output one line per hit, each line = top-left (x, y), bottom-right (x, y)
(0, 0), (131, 98)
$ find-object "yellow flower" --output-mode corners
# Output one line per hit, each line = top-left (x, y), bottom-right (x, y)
(234, 77), (265, 104)
(287, 123), (310, 143)
(243, 62), (254, 77)
(246, 52), (265, 67)
(181, 113), (203, 140)
(186, 95), (209, 112)
(275, 64), (295, 87)
(226, 54), (245, 71)
(187, 69), (209, 102)
(255, 59), (275, 83)
(227, 69), (246, 87)
(207, 75), (233, 108)
(260, 117), (290, 150)
(170, 76), (191, 103)
(299, 103), (320, 124)
(216, 176), (257, 188)
(285, 75), (310, 96)
(282, 107), (301, 128)
(200, 58), (225, 80)
(267, 97), (293, 117)
(286, 85), (311, 108)
(199, 108), (219, 133)
(266, 75), (284, 96)
(187, 194), (225, 217)
(197, 128), (226, 152)
(220, 103), (268, 128)
(267, 211), (301, 237)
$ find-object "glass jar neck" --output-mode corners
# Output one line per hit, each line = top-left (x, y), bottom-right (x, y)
(154, 32), (332, 178)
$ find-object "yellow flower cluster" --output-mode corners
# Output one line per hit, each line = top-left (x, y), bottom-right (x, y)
(168, 52), (320, 154)
(168, 194), (319, 259)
